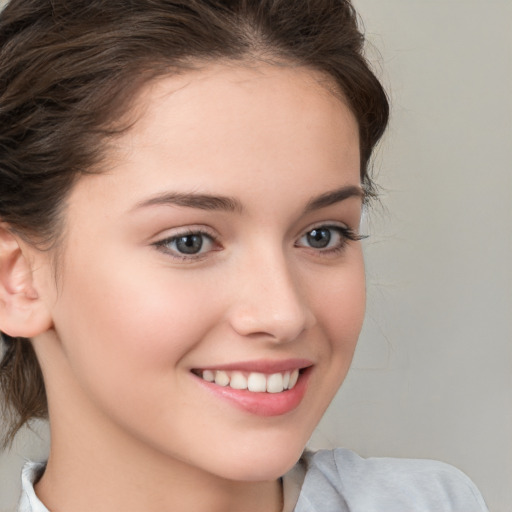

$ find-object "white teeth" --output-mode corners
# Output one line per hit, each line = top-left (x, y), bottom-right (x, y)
(247, 372), (267, 392)
(282, 371), (290, 389)
(214, 370), (230, 387)
(200, 368), (302, 393)
(289, 369), (299, 389)
(267, 373), (284, 393)
(202, 370), (215, 382)
(229, 371), (248, 390)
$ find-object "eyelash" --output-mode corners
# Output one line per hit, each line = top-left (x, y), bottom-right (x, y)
(295, 224), (364, 257)
(153, 225), (365, 261)
(153, 229), (219, 261)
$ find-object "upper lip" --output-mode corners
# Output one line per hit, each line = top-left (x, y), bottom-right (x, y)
(193, 358), (313, 374)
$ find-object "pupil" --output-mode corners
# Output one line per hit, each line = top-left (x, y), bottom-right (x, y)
(307, 228), (331, 248)
(176, 234), (203, 254)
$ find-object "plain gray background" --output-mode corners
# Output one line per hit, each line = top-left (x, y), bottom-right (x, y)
(1, 0), (511, 511)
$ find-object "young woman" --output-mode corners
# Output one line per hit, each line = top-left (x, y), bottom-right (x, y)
(0, 1), (488, 511)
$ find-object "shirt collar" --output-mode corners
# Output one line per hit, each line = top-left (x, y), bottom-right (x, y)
(18, 461), (49, 512)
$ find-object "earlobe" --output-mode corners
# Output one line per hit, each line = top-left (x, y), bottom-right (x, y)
(0, 225), (53, 338)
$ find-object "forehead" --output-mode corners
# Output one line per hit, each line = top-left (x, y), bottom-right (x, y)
(67, 63), (361, 223)
(132, 61), (350, 120)
(107, 63), (359, 180)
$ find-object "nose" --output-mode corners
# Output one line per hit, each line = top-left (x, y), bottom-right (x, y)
(227, 251), (316, 343)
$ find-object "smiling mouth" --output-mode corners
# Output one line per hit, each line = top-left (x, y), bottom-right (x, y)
(192, 369), (301, 393)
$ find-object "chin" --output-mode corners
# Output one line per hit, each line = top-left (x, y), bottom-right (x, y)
(208, 438), (307, 482)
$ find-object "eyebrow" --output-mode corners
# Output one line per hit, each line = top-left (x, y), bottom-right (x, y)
(133, 185), (363, 214)
(304, 185), (365, 212)
(133, 192), (243, 213)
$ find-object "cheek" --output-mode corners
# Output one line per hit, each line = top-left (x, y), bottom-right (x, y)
(52, 254), (221, 392)
(312, 254), (366, 354)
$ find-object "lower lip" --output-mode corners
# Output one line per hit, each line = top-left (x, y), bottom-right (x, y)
(193, 367), (311, 417)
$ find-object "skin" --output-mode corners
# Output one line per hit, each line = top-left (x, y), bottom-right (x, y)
(19, 63), (365, 512)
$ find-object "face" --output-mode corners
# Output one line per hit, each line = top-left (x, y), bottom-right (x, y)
(35, 63), (365, 481)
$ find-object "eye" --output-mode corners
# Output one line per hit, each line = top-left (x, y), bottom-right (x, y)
(154, 230), (217, 259)
(173, 233), (205, 254)
(305, 227), (334, 249)
(296, 224), (362, 253)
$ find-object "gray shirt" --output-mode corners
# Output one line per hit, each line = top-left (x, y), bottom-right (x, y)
(19, 449), (488, 512)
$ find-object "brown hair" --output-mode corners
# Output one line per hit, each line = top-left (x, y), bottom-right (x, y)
(0, 0), (389, 446)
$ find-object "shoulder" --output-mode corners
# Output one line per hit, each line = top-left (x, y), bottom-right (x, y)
(294, 448), (488, 512)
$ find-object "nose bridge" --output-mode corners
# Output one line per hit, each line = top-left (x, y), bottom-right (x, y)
(229, 244), (314, 342)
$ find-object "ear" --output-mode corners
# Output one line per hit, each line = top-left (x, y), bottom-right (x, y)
(0, 225), (53, 338)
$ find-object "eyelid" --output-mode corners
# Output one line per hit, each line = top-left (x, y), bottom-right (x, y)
(150, 223), (219, 243)
(299, 221), (363, 240)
